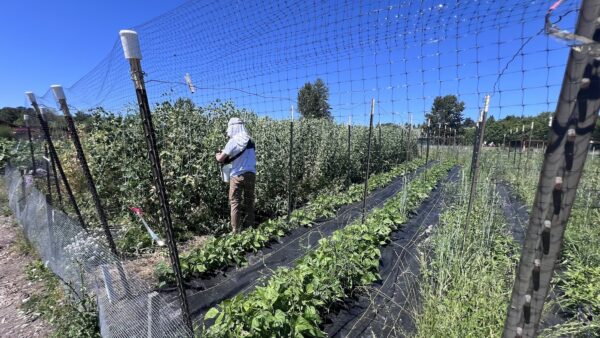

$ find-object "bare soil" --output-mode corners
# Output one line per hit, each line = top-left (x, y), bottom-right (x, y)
(0, 213), (52, 337)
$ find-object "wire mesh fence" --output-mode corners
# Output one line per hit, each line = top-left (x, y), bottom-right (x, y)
(3, 165), (192, 338)
(4, 0), (600, 337)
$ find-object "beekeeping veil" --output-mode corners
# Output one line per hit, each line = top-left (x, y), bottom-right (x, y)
(226, 117), (251, 147)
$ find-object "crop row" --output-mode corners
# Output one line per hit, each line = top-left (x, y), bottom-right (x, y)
(55, 101), (416, 245)
(156, 157), (426, 284)
(203, 161), (455, 337)
(501, 155), (600, 336)
(414, 157), (517, 336)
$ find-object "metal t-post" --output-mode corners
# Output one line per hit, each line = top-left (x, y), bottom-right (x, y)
(51, 86), (118, 255)
(24, 115), (36, 172)
(50, 149), (63, 208)
(25, 93), (86, 229)
(407, 113), (413, 161)
(526, 121), (534, 166)
(287, 106), (294, 221)
(119, 30), (193, 335)
(503, 1), (600, 336)
(425, 118), (431, 164)
(346, 119), (352, 187)
(465, 95), (490, 235)
(361, 99), (375, 224)
(44, 144), (52, 202)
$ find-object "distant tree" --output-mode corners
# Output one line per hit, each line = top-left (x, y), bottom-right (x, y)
(297, 78), (331, 119)
(463, 117), (476, 128)
(0, 106), (34, 124)
(424, 95), (465, 137)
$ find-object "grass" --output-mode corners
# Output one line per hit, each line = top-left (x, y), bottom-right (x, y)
(22, 260), (101, 338)
(413, 159), (517, 337)
(500, 152), (600, 337)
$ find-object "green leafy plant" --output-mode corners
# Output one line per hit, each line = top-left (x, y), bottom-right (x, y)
(203, 161), (454, 337)
(155, 157), (425, 284)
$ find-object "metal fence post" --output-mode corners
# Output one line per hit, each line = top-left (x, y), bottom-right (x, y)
(361, 98), (375, 224)
(119, 30), (193, 335)
(465, 95), (490, 236)
(24, 114), (36, 172)
(25, 92), (86, 229)
(503, 1), (600, 335)
(51, 85), (119, 256)
(287, 106), (294, 221)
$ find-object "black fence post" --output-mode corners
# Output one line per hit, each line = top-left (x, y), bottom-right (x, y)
(51, 85), (119, 256)
(119, 30), (193, 335)
(361, 99), (375, 224)
(465, 95), (490, 236)
(25, 93), (86, 229)
(24, 114), (36, 172)
(287, 106), (294, 221)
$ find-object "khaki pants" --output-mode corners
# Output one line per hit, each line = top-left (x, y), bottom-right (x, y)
(229, 172), (256, 233)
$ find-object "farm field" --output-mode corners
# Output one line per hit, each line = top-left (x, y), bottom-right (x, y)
(1, 0), (600, 337)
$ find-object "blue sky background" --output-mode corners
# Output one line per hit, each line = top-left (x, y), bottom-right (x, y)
(0, 0), (186, 108)
(1, 0), (580, 126)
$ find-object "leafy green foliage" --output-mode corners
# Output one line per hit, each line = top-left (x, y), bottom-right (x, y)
(203, 161), (454, 337)
(0, 138), (17, 169)
(297, 78), (331, 119)
(424, 95), (465, 137)
(23, 260), (100, 338)
(415, 163), (517, 337)
(156, 158), (425, 284)
(59, 100), (415, 245)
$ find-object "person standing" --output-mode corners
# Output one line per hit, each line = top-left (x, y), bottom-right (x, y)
(215, 118), (256, 233)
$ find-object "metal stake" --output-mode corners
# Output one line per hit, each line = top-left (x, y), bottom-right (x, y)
(25, 93), (86, 228)
(120, 30), (193, 335)
(361, 99), (375, 224)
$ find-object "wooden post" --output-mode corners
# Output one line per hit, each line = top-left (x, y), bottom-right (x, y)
(119, 30), (193, 335)
(361, 99), (375, 224)
(407, 113), (413, 161)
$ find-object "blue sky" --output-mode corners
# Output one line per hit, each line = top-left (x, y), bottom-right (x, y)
(0, 0), (186, 108)
(0, 0), (579, 126)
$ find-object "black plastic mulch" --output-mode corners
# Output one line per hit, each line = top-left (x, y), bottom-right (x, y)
(323, 166), (461, 338)
(172, 161), (436, 322)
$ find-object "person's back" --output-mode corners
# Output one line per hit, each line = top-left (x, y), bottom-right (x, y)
(215, 118), (257, 233)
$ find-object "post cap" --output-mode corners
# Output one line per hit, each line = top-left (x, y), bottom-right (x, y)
(119, 30), (142, 60)
(25, 91), (37, 104)
(50, 85), (66, 100)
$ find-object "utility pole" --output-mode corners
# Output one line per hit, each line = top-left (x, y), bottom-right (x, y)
(119, 30), (193, 335)
(503, 1), (600, 335)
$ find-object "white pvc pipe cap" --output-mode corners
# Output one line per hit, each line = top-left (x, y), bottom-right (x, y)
(119, 30), (142, 60)
(25, 91), (37, 104)
(51, 85), (66, 100)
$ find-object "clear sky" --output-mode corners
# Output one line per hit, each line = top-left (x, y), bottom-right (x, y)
(0, 0), (579, 125)
(0, 0), (186, 108)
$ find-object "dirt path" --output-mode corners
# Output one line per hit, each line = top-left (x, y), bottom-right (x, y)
(0, 213), (52, 337)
